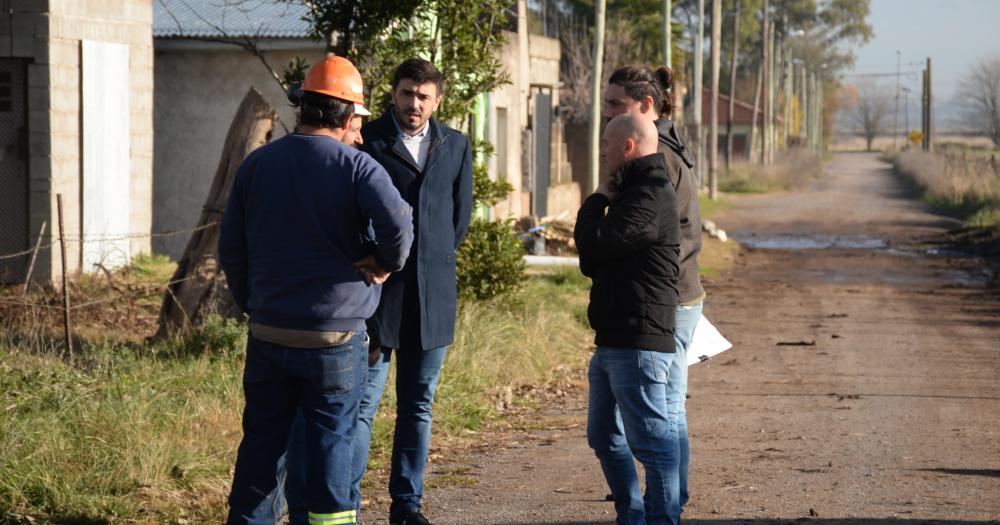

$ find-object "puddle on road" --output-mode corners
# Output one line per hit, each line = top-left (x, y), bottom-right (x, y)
(733, 233), (993, 286)
(736, 234), (889, 251)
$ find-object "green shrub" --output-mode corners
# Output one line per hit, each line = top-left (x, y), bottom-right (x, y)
(456, 218), (526, 301)
(455, 147), (526, 301)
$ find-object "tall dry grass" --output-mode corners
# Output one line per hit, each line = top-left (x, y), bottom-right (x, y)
(0, 266), (593, 524)
(893, 149), (1000, 227)
(719, 149), (824, 193)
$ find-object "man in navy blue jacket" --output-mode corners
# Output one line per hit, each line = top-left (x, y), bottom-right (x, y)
(219, 56), (413, 525)
(354, 58), (474, 525)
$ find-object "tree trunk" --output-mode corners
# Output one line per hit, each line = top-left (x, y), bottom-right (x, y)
(749, 66), (762, 162)
(726, 0), (740, 170)
(589, 0), (607, 193)
(156, 87), (276, 338)
(708, 0), (721, 200)
(760, 0), (769, 166)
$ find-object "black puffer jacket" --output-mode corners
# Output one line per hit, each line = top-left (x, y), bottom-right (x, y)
(574, 153), (681, 353)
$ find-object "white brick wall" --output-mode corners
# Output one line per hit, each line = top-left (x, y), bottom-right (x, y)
(0, 0), (153, 281)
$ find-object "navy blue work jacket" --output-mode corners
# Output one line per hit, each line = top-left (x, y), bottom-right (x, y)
(360, 109), (474, 350)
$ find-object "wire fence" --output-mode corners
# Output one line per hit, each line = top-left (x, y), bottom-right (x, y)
(0, 222), (219, 262)
(0, 214), (220, 360)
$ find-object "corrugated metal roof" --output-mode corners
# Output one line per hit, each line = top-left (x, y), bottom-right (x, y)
(154, 0), (313, 38)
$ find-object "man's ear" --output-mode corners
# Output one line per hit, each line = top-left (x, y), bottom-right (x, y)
(640, 96), (654, 115)
(624, 137), (637, 156)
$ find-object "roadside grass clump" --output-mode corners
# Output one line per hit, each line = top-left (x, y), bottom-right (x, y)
(719, 149), (823, 193)
(0, 266), (593, 523)
(893, 149), (1000, 227)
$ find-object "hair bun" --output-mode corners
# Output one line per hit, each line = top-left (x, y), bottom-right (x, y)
(656, 66), (674, 91)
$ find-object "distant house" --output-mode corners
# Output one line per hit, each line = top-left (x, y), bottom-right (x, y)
(699, 87), (782, 160)
(0, 1), (153, 284)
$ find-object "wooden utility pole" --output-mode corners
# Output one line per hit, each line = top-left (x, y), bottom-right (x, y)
(760, 0), (770, 166)
(726, 0), (741, 170)
(157, 88), (276, 337)
(925, 57), (933, 152)
(893, 50), (901, 149)
(801, 65), (808, 144)
(709, 0), (721, 199)
(56, 194), (73, 361)
(921, 68), (928, 151)
(749, 66), (762, 162)
(767, 27), (782, 165)
(809, 72), (819, 151)
(693, 0), (705, 186)
(589, 0), (607, 193)
(663, 0), (672, 68)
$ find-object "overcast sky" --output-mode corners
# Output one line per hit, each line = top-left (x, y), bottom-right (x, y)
(845, 0), (1000, 104)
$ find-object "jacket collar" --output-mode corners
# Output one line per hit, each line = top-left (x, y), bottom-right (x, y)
(372, 107), (449, 173)
(615, 153), (668, 189)
(654, 118), (695, 168)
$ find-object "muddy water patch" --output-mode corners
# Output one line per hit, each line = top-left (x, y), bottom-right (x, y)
(737, 233), (889, 251)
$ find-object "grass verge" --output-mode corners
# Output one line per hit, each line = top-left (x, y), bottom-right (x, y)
(0, 268), (592, 524)
(892, 149), (1000, 228)
(718, 149), (823, 193)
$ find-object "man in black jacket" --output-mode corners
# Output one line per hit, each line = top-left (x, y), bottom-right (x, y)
(575, 114), (682, 525)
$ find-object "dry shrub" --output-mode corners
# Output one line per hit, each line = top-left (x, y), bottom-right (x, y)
(895, 149), (1000, 204)
(720, 149), (824, 193)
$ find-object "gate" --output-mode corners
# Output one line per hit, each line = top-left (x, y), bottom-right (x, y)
(0, 59), (29, 283)
(532, 91), (552, 217)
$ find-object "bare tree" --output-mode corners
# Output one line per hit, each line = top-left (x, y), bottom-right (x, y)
(956, 55), (1000, 148)
(559, 15), (639, 125)
(845, 80), (892, 151)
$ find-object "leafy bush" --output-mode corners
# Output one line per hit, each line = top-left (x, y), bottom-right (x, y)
(456, 218), (526, 301)
(456, 153), (525, 301)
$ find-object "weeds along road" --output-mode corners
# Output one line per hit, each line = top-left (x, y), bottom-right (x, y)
(374, 153), (1000, 525)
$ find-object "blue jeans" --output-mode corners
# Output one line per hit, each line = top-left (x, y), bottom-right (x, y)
(277, 345), (448, 523)
(226, 332), (368, 525)
(588, 347), (681, 525)
(672, 302), (702, 512)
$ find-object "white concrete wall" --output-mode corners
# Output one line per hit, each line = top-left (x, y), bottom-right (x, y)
(152, 43), (324, 259)
(1, 0), (153, 281)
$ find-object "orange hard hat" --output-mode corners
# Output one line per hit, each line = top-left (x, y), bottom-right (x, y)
(302, 56), (371, 116)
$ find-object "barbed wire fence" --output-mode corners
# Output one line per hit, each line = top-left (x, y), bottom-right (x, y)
(0, 193), (220, 361)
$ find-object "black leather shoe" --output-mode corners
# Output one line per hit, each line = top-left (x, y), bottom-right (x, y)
(389, 509), (432, 525)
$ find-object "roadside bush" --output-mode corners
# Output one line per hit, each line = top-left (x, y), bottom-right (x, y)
(894, 149), (1000, 227)
(456, 217), (526, 301)
(456, 151), (526, 301)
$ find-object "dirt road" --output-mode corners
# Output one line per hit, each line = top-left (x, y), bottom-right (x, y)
(375, 153), (1000, 525)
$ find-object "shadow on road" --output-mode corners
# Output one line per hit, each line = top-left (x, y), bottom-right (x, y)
(918, 468), (1000, 478)
(513, 518), (1000, 525)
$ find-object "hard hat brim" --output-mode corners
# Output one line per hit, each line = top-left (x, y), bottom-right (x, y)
(353, 103), (372, 117)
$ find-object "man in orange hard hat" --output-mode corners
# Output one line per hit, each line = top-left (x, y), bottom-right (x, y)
(221, 55), (413, 525)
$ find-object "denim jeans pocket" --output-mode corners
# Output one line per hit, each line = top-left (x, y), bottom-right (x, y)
(309, 343), (356, 395)
(639, 351), (670, 385)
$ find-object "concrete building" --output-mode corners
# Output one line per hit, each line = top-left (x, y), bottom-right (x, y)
(0, 0), (153, 283)
(151, 0), (575, 261)
(152, 0), (324, 258)
(486, 1), (577, 220)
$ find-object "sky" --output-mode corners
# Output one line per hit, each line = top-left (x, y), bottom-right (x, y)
(843, 0), (1000, 127)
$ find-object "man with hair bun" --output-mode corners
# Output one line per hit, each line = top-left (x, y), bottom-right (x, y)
(601, 64), (703, 525)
